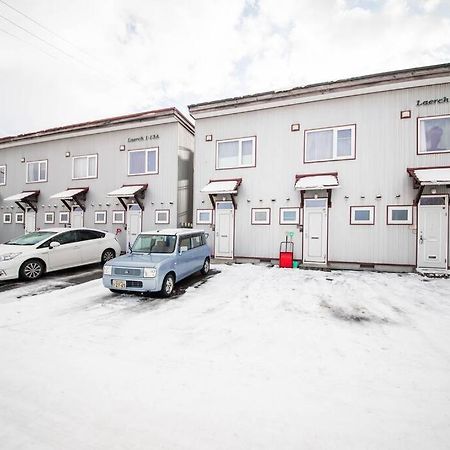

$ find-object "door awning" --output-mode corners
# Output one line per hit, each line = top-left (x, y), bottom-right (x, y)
(50, 187), (89, 200)
(201, 178), (242, 194)
(407, 167), (450, 186)
(50, 187), (89, 211)
(3, 191), (40, 212)
(107, 184), (148, 211)
(4, 191), (39, 202)
(295, 173), (340, 190)
(201, 179), (242, 209)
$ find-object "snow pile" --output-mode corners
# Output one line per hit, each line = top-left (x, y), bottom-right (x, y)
(0, 264), (449, 450)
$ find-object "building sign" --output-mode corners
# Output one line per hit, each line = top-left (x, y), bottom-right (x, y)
(416, 96), (448, 106)
(127, 134), (159, 143)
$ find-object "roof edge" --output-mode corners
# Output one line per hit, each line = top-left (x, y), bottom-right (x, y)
(0, 107), (194, 145)
(189, 63), (450, 115)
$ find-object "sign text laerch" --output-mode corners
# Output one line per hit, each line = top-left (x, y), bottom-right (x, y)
(128, 134), (159, 143)
(416, 96), (448, 106)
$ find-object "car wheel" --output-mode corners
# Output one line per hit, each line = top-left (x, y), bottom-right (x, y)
(101, 249), (116, 264)
(201, 257), (210, 275)
(19, 259), (45, 281)
(161, 273), (175, 298)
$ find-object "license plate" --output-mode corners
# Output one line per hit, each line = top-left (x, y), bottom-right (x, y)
(112, 279), (126, 289)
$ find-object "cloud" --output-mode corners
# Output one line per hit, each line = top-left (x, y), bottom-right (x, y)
(0, 0), (448, 136)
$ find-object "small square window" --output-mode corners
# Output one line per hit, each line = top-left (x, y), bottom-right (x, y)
(387, 205), (413, 225)
(252, 208), (271, 225)
(279, 207), (300, 225)
(196, 209), (213, 225)
(350, 206), (375, 225)
(155, 209), (170, 224)
(59, 211), (70, 224)
(44, 212), (55, 224)
(112, 211), (125, 224)
(3, 212), (12, 224)
(15, 212), (24, 224)
(94, 211), (107, 224)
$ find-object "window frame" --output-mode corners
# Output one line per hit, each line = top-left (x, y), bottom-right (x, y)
(196, 209), (213, 225)
(0, 164), (6, 185)
(44, 212), (55, 224)
(127, 147), (159, 176)
(26, 159), (48, 183)
(112, 210), (125, 224)
(72, 154), (98, 180)
(251, 208), (271, 225)
(216, 136), (256, 170)
(59, 211), (70, 224)
(279, 207), (300, 225)
(15, 212), (24, 224)
(3, 212), (12, 224)
(94, 210), (107, 224)
(386, 205), (413, 225)
(417, 114), (450, 155)
(350, 206), (375, 225)
(304, 124), (356, 163)
(155, 209), (170, 224)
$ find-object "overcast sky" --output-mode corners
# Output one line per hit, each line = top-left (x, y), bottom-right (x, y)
(0, 0), (449, 136)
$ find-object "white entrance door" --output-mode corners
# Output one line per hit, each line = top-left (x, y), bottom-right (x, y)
(215, 201), (234, 258)
(24, 208), (36, 234)
(417, 195), (448, 270)
(303, 198), (328, 264)
(127, 204), (142, 248)
(71, 206), (84, 228)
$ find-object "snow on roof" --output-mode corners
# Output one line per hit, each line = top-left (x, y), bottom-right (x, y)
(3, 191), (39, 202)
(408, 167), (450, 185)
(295, 174), (339, 190)
(201, 179), (242, 194)
(50, 188), (88, 200)
(107, 185), (147, 197)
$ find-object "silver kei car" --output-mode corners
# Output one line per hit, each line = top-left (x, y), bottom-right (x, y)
(103, 228), (211, 297)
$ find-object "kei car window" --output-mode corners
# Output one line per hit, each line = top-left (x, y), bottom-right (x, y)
(191, 235), (203, 248)
(132, 234), (176, 253)
(5, 231), (57, 246)
(179, 236), (192, 250)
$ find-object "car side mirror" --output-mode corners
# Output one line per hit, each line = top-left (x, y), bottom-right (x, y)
(49, 241), (61, 249)
(204, 233), (209, 239)
(179, 245), (188, 254)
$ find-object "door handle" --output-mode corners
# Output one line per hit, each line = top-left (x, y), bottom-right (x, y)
(311, 237), (319, 240)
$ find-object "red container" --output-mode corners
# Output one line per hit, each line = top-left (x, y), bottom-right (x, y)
(279, 241), (294, 268)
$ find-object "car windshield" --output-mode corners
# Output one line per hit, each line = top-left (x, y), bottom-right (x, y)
(132, 234), (177, 254)
(5, 231), (58, 246)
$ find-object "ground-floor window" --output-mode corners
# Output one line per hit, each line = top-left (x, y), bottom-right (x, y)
(251, 208), (271, 225)
(279, 207), (300, 225)
(197, 209), (213, 224)
(44, 212), (55, 224)
(15, 212), (24, 224)
(387, 205), (413, 225)
(112, 211), (125, 224)
(350, 206), (375, 225)
(3, 213), (12, 224)
(59, 212), (70, 224)
(155, 209), (170, 224)
(94, 211), (107, 224)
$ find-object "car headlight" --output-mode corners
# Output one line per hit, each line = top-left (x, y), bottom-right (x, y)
(0, 252), (22, 262)
(143, 267), (157, 278)
(103, 265), (112, 275)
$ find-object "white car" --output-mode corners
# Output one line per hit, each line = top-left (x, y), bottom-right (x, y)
(0, 228), (121, 281)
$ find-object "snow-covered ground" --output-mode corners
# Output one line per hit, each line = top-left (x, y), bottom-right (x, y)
(0, 264), (449, 450)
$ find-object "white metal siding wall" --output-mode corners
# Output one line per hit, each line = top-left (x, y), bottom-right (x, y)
(193, 82), (450, 265)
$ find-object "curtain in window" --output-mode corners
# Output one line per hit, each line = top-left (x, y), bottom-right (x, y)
(306, 130), (333, 161)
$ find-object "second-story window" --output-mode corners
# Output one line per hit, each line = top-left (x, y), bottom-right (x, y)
(216, 136), (256, 169)
(305, 125), (355, 162)
(72, 154), (97, 179)
(0, 165), (6, 185)
(128, 148), (158, 175)
(418, 115), (450, 154)
(26, 160), (47, 183)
